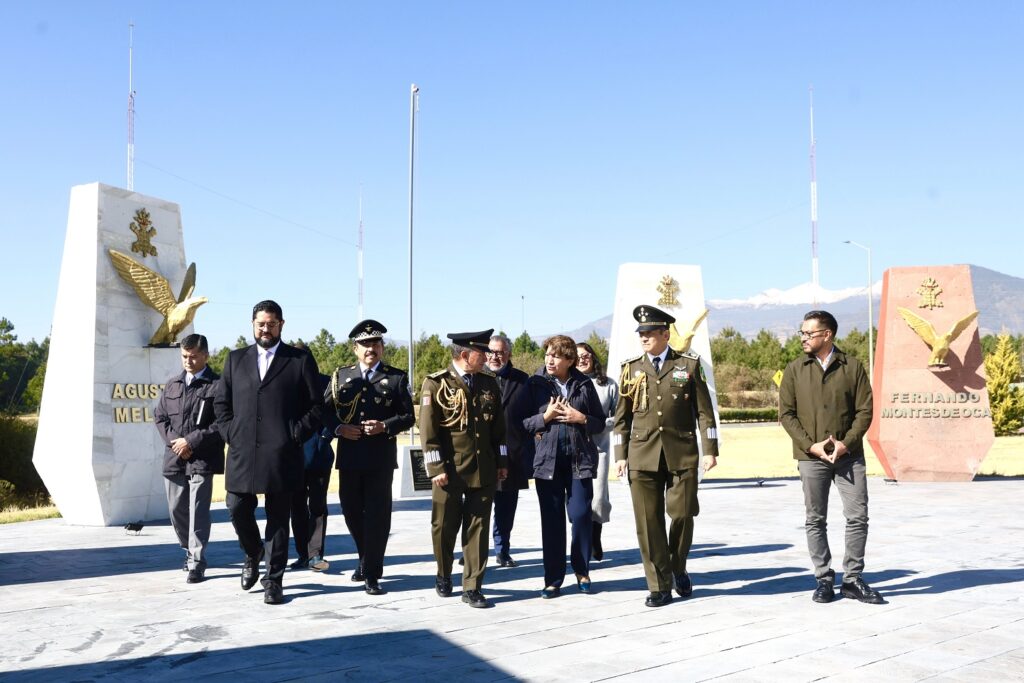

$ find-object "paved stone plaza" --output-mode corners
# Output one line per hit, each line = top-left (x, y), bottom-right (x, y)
(2, 474), (1023, 682)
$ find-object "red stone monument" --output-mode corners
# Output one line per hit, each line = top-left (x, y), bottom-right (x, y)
(868, 265), (994, 481)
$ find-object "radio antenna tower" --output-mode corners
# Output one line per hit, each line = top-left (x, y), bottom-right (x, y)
(357, 187), (364, 320)
(127, 21), (136, 191)
(808, 85), (819, 303)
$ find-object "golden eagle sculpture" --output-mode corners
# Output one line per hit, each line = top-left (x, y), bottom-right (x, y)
(668, 308), (709, 354)
(897, 306), (979, 368)
(108, 249), (208, 345)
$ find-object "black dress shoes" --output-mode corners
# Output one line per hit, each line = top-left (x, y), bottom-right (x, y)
(263, 582), (284, 605)
(645, 591), (673, 608)
(351, 565), (365, 582)
(496, 554), (518, 568)
(241, 551), (264, 591)
(186, 567), (205, 584)
(462, 589), (490, 608)
(365, 580), (386, 596)
(435, 576), (453, 597)
(290, 557), (309, 570)
(812, 579), (835, 603)
(841, 577), (885, 604)
(674, 572), (693, 598)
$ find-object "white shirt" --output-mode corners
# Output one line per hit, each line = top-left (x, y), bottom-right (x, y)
(647, 348), (669, 368)
(817, 345), (835, 370)
(258, 341), (281, 379)
(360, 360), (382, 380)
(185, 367), (207, 387)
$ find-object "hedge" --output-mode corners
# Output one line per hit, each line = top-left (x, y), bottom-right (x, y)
(719, 407), (778, 423)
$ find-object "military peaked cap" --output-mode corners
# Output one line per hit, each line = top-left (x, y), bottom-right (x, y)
(633, 305), (675, 332)
(447, 329), (494, 352)
(349, 319), (387, 342)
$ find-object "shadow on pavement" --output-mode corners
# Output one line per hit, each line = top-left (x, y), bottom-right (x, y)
(2, 630), (513, 682)
(875, 568), (1024, 596)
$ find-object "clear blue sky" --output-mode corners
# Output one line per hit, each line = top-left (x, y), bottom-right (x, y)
(2, 2), (1021, 349)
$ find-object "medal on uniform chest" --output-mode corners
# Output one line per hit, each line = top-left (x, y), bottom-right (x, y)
(672, 368), (689, 385)
(381, 378), (389, 386)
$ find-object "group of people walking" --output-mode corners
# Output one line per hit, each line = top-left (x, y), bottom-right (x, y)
(154, 299), (885, 609)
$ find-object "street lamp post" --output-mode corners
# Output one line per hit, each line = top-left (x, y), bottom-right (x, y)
(407, 84), (419, 446)
(844, 240), (874, 380)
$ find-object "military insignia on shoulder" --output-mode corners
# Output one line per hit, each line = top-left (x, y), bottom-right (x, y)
(680, 350), (699, 360)
(621, 354), (643, 366)
(428, 368), (449, 380)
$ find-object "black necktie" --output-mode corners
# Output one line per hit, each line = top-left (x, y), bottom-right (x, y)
(463, 374), (473, 391)
(364, 368), (372, 382)
(652, 356), (661, 373)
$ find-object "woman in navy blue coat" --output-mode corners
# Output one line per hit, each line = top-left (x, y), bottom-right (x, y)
(521, 335), (606, 597)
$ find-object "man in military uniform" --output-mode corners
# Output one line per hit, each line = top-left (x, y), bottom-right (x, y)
(614, 305), (719, 608)
(323, 319), (415, 596)
(419, 330), (508, 608)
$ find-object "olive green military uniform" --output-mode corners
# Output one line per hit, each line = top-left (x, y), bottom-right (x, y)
(613, 348), (719, 592)
(419, 365), (508, 590)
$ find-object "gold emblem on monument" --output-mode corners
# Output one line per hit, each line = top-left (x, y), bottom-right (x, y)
(668, 308), (709, 354)
(915, 277), (944, 309)
(656, 275), (680, 307)
(897, 307), (979, 369)
(129, 209), (158, 258)
(108, 249), (208, 345)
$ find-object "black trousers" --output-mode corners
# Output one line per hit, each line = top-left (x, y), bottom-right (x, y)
(226, 490), (291, 585)
(340, 468), (394, 581)
(290, 469), (332, 560)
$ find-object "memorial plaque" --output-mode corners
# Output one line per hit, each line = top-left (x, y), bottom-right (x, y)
(867, 265), (994, 481)
(394, 445), (433, 499)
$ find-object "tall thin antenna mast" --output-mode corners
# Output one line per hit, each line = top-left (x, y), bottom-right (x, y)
(357, 187), (364, 321)
(127, 21), (135, 191)
(809, 85), (819, 302)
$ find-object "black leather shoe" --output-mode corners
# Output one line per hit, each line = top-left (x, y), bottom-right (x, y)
(645, 591), (673, 608)
(365, 580), (386, 596)
(496, 554), (518, 568)
(674, 572), (693, 598)
(812, 579), (835, 603)
(541, 585), (560, 599)
(351, 565), (365, 582)
(263, 582), (284, 605)
(435, 576), (453, 597)
(841, 577), (885, 604)
(290, 557), (309, 570)
(186, 567), (205, 584)
(462, 589), (490, 608)
(241, 551), (264, 591)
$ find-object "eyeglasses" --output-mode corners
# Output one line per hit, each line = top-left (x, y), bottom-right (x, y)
(485, 350), (507, 357)
(577, 353), (593, 361)
(255, 321), (281, 330)
(799, 329), (827, 339)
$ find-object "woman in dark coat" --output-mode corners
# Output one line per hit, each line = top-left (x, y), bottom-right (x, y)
(521, 335), (606, 597)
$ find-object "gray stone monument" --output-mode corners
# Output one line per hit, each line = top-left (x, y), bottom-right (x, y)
(33, 183), (203, 525)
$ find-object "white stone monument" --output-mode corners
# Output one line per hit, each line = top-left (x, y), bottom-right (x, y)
(34, 183), (199, 525)
(606, 263), (721, 461)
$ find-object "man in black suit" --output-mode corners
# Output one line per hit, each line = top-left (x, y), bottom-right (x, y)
(323, 319), (415, 596)
(485, 333), (532, 568)
(215, 300), (322, 605)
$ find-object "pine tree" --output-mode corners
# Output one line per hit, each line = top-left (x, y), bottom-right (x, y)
(984, 333), (1024, 436)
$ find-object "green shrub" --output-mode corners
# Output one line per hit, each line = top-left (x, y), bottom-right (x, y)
(0, 415), (48, 506)
(720, 407), (778, 422)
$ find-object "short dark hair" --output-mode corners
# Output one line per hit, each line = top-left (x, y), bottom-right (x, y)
(252, 300), (283, 320)
(543, 335), (578, 365)
(803, 310), (838, 336)
(450, 343), (471, 360)
(180, 334), (208, 352)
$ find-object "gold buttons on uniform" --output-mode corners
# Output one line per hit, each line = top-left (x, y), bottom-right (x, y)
(656, 396), (662, 400)
(659, 427), (664, 432)
(657, 411), (662, 416)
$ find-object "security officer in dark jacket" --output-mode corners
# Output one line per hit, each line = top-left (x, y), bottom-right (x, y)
(614, 305), (719, 608)
(323, 319), (415, 595)
(419, 329), (508, 608)
(485, 333), (532, 567)
(289, 369), (335, 573)
(154, 334), (224, 584)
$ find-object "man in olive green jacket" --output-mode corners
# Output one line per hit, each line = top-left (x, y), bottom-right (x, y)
(780, 310), (883, 605)
(419, 329), (508, 609)
(614, 305), (719, 608)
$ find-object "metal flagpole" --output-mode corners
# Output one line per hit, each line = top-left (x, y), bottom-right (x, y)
(407, 84), (419, 446)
